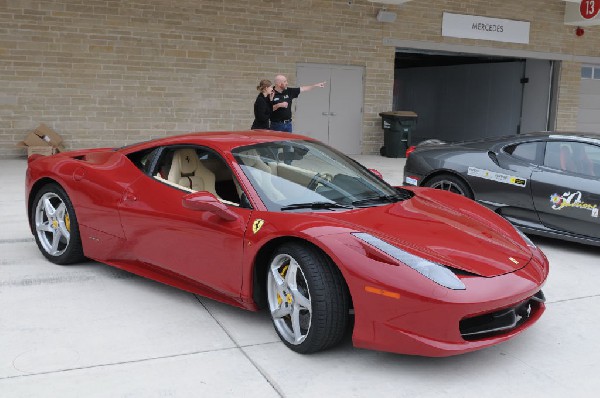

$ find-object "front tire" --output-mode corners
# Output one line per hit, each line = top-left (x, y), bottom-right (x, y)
(31, 183), (85, 265)
(424, 174), (473, 199)
(266, 242), (349, 354)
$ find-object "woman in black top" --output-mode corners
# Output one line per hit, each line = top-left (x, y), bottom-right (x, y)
(251, 79), (274, 130)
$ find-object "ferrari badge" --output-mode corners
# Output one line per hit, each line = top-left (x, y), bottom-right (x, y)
(252, 219), (265, 234)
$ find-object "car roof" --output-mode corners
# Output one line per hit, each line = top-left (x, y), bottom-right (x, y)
(494, 131), (600, 147)
(413, 131), (600, 153)
(448, 131), (600, 147)
(118, 130), (317, 154)
(519, 131), (600, 140)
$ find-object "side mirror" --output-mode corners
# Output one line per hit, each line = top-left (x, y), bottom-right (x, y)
(182, 191), (238, 221)
(369, 169), (383, 179)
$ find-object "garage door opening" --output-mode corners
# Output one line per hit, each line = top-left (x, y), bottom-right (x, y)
(393, 50), (559, 144)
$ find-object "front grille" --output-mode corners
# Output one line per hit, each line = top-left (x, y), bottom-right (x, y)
(460, 291), (545, 341)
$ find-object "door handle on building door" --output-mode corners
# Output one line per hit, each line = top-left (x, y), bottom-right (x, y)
(330, 112), (336, 116)
(322, 112), (330, 116)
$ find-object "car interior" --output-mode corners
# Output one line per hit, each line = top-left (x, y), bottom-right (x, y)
(545, 141), (598, 177)
(151, 147), (243, 206)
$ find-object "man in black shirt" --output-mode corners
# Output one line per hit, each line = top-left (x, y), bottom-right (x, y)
(270, 74), (326, 132)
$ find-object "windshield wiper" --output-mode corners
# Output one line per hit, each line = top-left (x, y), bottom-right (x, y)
(280, 201), (354, 211)
(352, 194), (403, 207)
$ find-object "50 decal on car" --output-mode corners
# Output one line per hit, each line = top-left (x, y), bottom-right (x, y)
(550, 191), (599, 217)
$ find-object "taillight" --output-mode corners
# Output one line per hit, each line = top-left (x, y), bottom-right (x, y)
(405, 145), (416, 158)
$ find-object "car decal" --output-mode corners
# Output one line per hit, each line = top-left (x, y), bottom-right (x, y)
(252, 219), (265, 234)
(467, 167), (527, 187)
(550, 191), (598, 217)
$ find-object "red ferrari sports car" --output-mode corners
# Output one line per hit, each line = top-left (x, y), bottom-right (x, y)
(25, 131), (548, 356)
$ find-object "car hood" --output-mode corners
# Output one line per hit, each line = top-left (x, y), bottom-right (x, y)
(315, 190), (531, 278)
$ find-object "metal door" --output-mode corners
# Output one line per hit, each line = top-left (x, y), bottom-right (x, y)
(578, 64), (600, 133)
(295, 64), (364, 154)
(117, 146), (251, 299)
(531, 141), (600, 239)
(473, 149), (538, 225)
(520, 59), (553, 133)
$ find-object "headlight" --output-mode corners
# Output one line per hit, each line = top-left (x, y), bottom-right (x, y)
(352, 232), (466, 290)
(516, 228), (537, 249)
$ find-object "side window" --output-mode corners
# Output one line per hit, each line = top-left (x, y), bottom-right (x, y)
(544, 141), (599, 177)
(504, 142), (542, 164)
(579, 143), (600, 177)
(152, 146), (245, 207)
(126, 147), (160, 173)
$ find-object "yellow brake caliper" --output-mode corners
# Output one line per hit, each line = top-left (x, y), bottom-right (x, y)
(65, 213), (71, 232)
(277, 264), (289, 306)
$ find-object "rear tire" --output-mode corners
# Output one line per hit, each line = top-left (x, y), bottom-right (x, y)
(266, 242), (349, 354)
(424, 174), (473, 199)
(31, 183), (85, 265)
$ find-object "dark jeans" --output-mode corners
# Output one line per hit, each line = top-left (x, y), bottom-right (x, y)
(270, 120), (292, 133)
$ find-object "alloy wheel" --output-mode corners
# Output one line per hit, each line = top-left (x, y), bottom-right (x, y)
(267, 253), (312, 345)
(34, 192), (71, 257)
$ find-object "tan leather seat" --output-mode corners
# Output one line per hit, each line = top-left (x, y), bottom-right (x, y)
(244, 149), (273, 174)
(242, 149), (285, 201)
(168, 148), (217, 195)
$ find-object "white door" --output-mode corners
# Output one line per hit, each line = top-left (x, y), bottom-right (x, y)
(295, 64), (364, 154)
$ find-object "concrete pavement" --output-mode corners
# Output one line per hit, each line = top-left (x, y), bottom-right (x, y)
(1, 156), (599, 397)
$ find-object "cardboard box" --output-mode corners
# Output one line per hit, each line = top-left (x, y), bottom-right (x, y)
(27, 146), (60, 157)
(17, 124), (65, 156)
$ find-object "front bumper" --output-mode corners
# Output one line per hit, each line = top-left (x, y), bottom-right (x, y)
(351, 268), (546, 357)
(318, 234), (549, 357)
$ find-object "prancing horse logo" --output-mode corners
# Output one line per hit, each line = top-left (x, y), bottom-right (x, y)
(252, 219), (265, 234)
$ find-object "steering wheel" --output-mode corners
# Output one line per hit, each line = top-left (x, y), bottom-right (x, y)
(307, 172), (333, 191)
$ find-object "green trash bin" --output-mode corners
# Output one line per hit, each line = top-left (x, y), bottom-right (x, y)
(379, 111), (418, 158)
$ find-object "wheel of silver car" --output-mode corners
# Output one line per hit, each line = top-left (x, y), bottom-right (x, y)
(425, 174), (473, 199)
(266, 242), (349, 354)
(31, 183), (84, 265)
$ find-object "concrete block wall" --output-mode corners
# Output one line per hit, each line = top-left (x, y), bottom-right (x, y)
(555, 61), (582, 131)
(0, 0), (393, 157)
(0, 0), (597, 157)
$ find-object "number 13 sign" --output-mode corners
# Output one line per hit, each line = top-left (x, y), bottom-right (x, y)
(581, 0), (600, 19)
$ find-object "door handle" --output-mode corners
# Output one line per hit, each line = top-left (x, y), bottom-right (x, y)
(322, 112), (330, 116)
(330, 112), (336, 116)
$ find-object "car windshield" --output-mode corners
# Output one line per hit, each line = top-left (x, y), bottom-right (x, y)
(232, 140), (410, 211)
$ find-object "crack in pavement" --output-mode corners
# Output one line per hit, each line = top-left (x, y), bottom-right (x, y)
(0, 271), (139, 287)
(0, 344), (280, 381)
(0, 238), (34, 244)
(194, 295), (285, 398)
(546, 293), (600, 304)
